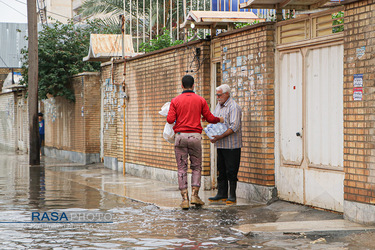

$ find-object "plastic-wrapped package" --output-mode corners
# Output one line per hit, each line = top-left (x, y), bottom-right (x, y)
(159, 102), (171, 116)
(204, 123), (227, 139)
(160, 102), (175, 143)
(163, 122), (175, 144)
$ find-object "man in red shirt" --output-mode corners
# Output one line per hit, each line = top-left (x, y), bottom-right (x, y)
(167, 75), (224, 209)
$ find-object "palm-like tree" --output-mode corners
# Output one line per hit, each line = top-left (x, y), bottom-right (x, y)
(79, 0), (212, 52)
(79, 0), (170, 36)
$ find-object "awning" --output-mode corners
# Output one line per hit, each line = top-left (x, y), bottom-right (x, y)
(83, 34), (140, 62)
(180, 11), (264, 29)
(239, 0), (357, 10)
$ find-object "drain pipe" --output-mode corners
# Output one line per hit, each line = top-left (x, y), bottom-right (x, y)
(121, 12), (127, 176)
(122, 58), (127, 176)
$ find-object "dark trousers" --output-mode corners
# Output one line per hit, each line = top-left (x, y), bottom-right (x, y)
(39, 134), (44, 150)
(217, 148), (241, 182)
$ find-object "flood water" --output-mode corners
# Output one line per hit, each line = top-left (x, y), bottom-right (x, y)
(0, 151), (374, 249)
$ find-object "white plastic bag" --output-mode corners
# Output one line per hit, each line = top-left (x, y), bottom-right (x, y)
(204, 123), (227, 139)
(163, 122), (175, 144)
(159, 102), (171, 116)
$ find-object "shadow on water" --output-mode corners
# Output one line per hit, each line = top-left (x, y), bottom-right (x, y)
(29, 166), (46, 209)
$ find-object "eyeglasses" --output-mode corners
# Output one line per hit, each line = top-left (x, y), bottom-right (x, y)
(216, 93), (224, 97)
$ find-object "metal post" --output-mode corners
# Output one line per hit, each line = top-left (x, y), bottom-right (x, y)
(157, 0), (159, 36)
(136, 0), (139, 52)
(150, 0), (152, 40)
(177, 0), (179, 40)
(170, 0), (172, 39)
(183, 0), (186, 22)
(203, 0), (206, 37)
(121, 15), (125, 57)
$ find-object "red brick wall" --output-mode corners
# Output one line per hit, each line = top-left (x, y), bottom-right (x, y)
(101, 62), (123, 160)
(344, 0), (375, 205)
(44, 73), (100, 154)
(101, 41), (213, 175)
(215, 23), (276, 186)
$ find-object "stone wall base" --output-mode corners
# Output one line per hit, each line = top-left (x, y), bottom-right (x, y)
(344, 200), (375, 225)
(103, 157), (275, 203)
(44, 147), (100, 165)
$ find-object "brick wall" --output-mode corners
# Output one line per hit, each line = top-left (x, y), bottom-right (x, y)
(101, 40), (212, 175)
(344, 0), (375, 205)
(44, 73), (100, 154)
(100, 62), (124, 160)
(215, 23), (276, 186)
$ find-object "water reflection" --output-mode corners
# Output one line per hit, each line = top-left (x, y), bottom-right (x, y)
(28, 166), (45, 208)
(0, 151), (370, 249)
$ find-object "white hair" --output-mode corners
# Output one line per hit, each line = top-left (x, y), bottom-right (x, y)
(216, 84), (231, 94)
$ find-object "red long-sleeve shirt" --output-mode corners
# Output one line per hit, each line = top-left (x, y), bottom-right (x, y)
(167, 90), (220, 134)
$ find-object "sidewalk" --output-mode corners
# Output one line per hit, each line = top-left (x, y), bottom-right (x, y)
(44, 158), (375, 237)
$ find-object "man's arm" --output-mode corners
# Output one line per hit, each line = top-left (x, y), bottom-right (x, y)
(167, 101), (177, 124)
(210, 128), (233, 143)
(201, 99), (222, 124)
(210, 103), (241, 143)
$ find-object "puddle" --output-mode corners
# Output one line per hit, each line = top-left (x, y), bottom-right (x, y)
(0, 152), (372, 249)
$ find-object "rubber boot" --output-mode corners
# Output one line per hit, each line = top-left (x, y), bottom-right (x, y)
(226, 181), (237, 205)
(208, 180), (228, 202)
(190, 186), (205, 206)
(180, 189), (189, 209)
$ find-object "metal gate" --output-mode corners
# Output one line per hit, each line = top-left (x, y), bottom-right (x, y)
(276, 8), (345, 212)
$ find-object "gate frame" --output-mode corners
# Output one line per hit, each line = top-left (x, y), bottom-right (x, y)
(275, 7), (345, 211)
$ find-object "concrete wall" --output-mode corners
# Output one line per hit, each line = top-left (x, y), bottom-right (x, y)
(0, 90), (28, 152)
(44, 72), (101, 164)
(0, 92), (16, 150)
(343, 0), (375, 225)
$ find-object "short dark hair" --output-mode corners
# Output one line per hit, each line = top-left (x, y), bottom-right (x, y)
(182, 75), (194, 89)
(38, 112), (43, 117)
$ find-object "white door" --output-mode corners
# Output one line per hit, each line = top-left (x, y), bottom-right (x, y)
(278, 51), (305, 204)
(277, 44), (344, 212)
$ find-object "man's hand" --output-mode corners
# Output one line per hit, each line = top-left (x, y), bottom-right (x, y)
(219, 117), (224, 123)
(210, 135), (221, 143)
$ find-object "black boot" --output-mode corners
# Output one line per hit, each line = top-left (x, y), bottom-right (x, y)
(226, 181), (237, 204)
(208, 180), (228, 202)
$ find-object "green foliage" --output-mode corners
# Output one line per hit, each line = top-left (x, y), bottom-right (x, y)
(21, 19), (117, 102)
(234, 20), (261, 29)
(139, 28), (183, 53)
(332, 11), (344, 33)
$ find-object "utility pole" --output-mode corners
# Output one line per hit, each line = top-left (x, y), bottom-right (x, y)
(28, 0), (40, 165)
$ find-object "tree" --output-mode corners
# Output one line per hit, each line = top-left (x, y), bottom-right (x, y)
(140, 28), (183, 52)
(79, 0), (205, 40)
(21, 19), (116, 102)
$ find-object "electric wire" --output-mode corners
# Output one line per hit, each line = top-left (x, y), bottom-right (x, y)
(0, 55), (9, 68)
(0, 0), (27, 17)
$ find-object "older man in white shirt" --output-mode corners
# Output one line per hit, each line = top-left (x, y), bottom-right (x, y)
(209, 84), (242, 204)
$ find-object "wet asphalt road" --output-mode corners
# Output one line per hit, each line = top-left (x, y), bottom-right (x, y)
(1, 150), (375, 249)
